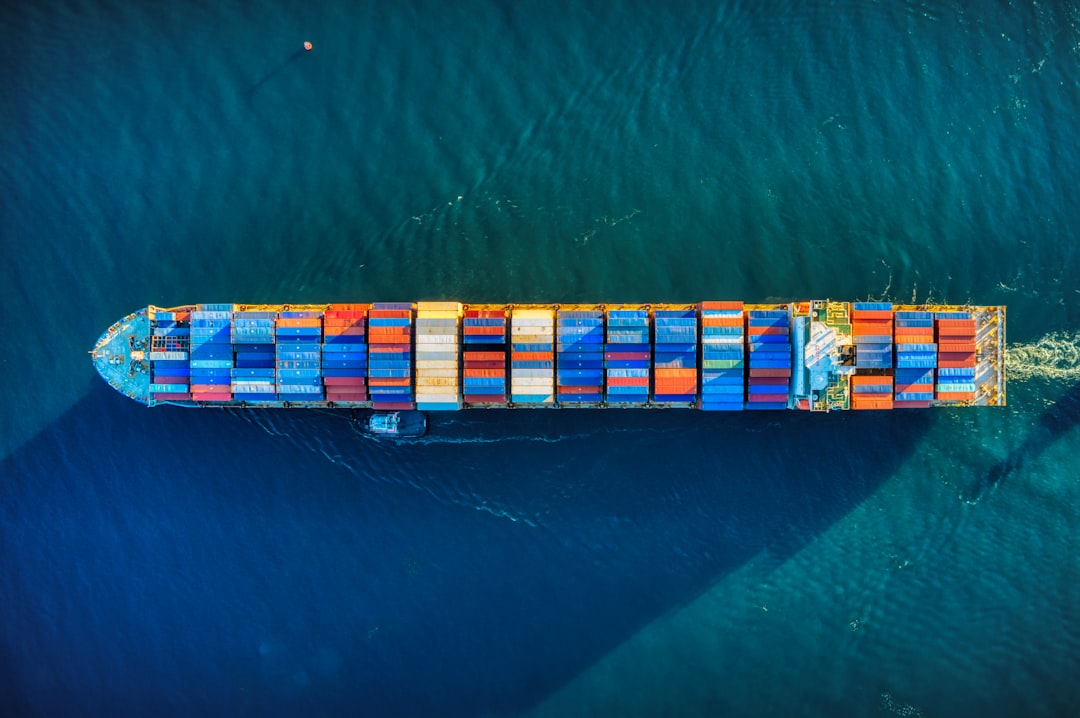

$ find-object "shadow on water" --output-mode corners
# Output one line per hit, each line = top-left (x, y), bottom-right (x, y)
(245, 49), (308, 99)
(965, 380), (1080, 503)
(0, 383), (931, 717)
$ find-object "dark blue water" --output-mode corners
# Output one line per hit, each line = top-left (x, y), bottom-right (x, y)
(3, 1), (1080, 716)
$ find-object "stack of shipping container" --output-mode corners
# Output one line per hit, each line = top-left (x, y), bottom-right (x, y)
(414, 302), (462, 410)
(556, 309), (604, 404)
(367, 303), (415, 409)
(230, 310), (277, 401)
(935, 312), (978, 402)
(698, 301), (745, 411)
(275, 310), (323, 403)
(462, 308), (508, 404)
(746, 308), (790, 409)
(850, 375), (894, 410)
(149, 310), (192, 402)
(652, 309), (698, 404)
(189, 305), (234, 402)
(850, 302), (893, 369)
(604, 309), (650, 405)
(323, 304), (369, 405)
(893, 311), (936, 408)
(510, 309), (555, 404)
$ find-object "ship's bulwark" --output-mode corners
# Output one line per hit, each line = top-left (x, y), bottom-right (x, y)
(91, 300), (1006, 412)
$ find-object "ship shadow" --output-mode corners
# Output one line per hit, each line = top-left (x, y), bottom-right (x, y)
(244, 48), (307, 99)
(964, 380), (1080, 503)
(0, 384), (930, 717)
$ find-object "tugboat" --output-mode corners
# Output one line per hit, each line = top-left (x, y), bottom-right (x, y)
(353, 410), (427, 438)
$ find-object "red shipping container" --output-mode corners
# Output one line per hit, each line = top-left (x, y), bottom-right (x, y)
(463, 326), (505, 335)
(607, 377), (649, 386)
(747, 326), (789, 336)
(192, 392), (233, 402)
(850, 310), (893, 320)
(464, 310), (507, 318)
(749, 369), (792, 378)
(152, 375), (188, 384)
(368, 310), (412, 318)
(463, 351), (505, 361)
(557, 385), (601, 394)
(324, 386), (367, 397)
(154, 393), (192, 401)
(749, 377), (788, 385)
(371, 401), (415, 410)
(939, 342), (976, 353)
(464, 361), (505, 370)
(748, 393), (788, 403)
(464, 394), (508, 403)
(324, 376), (367, 386)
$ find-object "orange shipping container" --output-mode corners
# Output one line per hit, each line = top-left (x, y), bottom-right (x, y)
(701, 317), (745, 327)
(851, 398), (894, 410)
(276, 318), (322, 328)
(851, 321), (893, 335)
(654, 368), (696, 378)
(936, 392), (975, 401)
(851, 375), (893, 385)
(463, 369), (505, 378)
(654, 380), (697, 393)
(368, 377), (411, 387)
(699, 301), (744, 310)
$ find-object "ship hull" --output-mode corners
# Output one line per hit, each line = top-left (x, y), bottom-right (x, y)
(91, 301), (1006, 412)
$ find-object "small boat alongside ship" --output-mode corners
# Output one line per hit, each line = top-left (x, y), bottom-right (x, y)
(354, 410), (427, 438)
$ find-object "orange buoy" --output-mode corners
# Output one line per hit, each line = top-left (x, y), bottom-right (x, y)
(303, 41), (313, 51)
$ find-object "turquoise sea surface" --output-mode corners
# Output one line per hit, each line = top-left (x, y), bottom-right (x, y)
(2, 1), (1079, 715)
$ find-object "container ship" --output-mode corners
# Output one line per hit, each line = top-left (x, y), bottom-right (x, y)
(91, 301), (1006, 412)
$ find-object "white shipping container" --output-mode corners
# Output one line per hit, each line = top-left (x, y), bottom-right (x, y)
(415, 360), (458, 369)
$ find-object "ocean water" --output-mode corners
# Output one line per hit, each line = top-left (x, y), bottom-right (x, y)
(2, 0), (1080, 715)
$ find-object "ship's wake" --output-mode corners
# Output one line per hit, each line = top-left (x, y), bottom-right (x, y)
(1005, 331), (1080, 381)
(227, 409), (578, 527)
